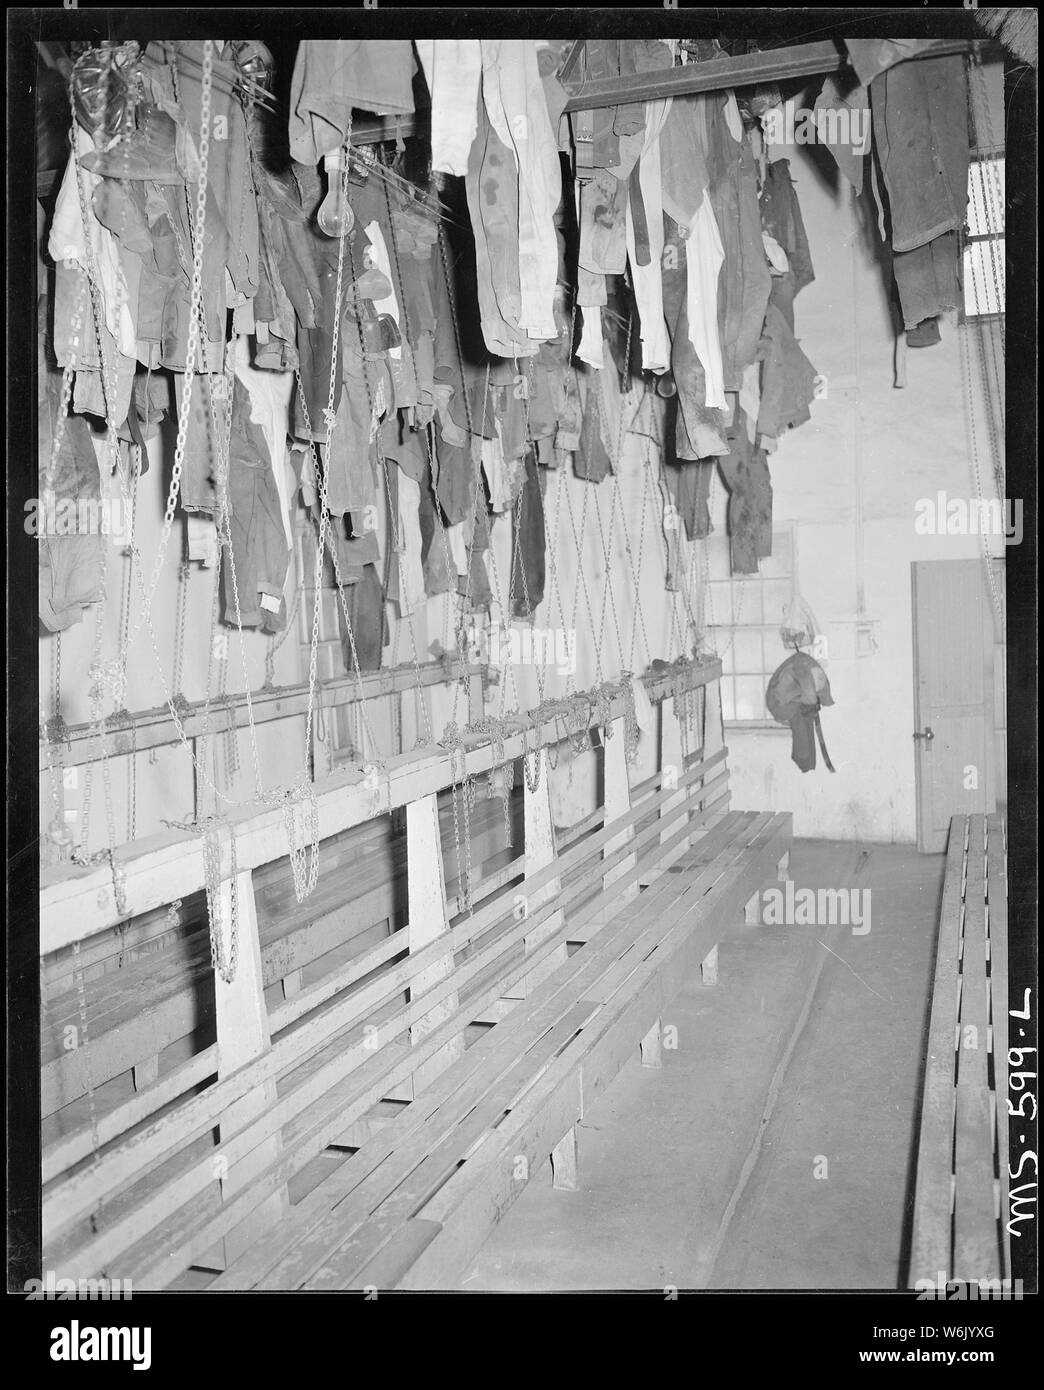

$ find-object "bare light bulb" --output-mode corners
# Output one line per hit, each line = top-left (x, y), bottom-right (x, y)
(317, 150), (355, 238)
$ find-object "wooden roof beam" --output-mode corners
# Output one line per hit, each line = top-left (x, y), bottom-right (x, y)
(560, 37), (987, 112)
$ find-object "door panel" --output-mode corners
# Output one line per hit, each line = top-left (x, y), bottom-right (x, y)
(912, 559), (996, 852)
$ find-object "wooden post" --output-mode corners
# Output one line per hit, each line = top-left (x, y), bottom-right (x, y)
(640, 1019), (663, 1068)
(551, 1126), (579, 1191)
(211, 867), (287, 1269)
(701, 678), (729, 824)
(659, 694), (688, 861)
(505, 749), (566, 999)
(132, 1056), (159, 1092)
(603, 717), (637, 900)
(406, 792), (464, 1096)
(583, 717), (639, 931)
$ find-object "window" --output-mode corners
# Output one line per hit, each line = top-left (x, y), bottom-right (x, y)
(963, 152), (1005, 319)
(704, 525), (797, 727)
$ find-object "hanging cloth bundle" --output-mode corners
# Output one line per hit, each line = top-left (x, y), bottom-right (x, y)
(766, 650), (835, 774)
(779, 565), (820, 652)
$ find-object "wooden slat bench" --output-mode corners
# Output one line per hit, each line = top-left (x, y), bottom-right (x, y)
(40, 660), (792, 1291)
(215, 811), (791, 1290)
(41, 792), (523, 1130)
(909, 812), (1010, 1290)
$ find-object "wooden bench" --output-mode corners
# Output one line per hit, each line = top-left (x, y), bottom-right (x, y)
(212, 810), (791, 1290)
(909, 812), (1010, 1291)
(41, 792), (523, 1130)
(40, 660), (791, 1290)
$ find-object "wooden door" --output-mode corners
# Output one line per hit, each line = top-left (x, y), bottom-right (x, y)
(912, 560), (997, 852)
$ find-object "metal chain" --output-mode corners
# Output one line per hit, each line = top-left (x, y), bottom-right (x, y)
(133, 39), (215, 642)
(439, 721), (475, 913)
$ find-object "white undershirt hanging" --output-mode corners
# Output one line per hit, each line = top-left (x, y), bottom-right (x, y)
(233, 335), (295, 552)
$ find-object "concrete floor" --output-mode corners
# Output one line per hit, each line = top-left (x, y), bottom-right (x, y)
(458, 838), (944, 1292)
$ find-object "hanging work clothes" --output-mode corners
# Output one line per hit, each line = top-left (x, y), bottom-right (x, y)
(289, 40), (415, 165)
(715, 405), (774, 576)
(624, 97), (672, 373)
(117, 369), (171, 459)
(664, 456), (715, 542)
(758, 157), (815, 333)
(414, 40), (482, 178)
(704, 98), (772, 392)
(164, 41), (259, 306)
(339, 561), (387, 673)
(156, 179), (230, 372)
(660, 95), (728, 410)
(891, 232), (963, 334)
(233, 335), (294, 552)
(578, 167), (628, 281)
(251, 171), (306, 369)
(430, 235), (503, 442)
(573, 376), (614, 482)
(766, 651), (836, 774)
(660, 214), (730, 460)
(332, 511), (381, 577)
(479, 40), (563, 344)
(389, 466), (427, 616)
(813, 74), (870, 195)
(37, 306), (105, 632)
(293, 228), (354, 442)
(221, 376), (291, 632)
(432, 430), (480, 528)
(865, 53), (970, 330)
(49, 124), (138, 361)
(510, 451), (547, 617)
(174, 371), (229, 513)
(418, 460), (457, 599)
(466, 89), (535, 359)
(461, 487), (494, 612)
(755, 303), (819, 444)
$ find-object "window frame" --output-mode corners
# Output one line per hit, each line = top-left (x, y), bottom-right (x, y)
(960, 146), (1005, 324)
(704, 522), (800, 731)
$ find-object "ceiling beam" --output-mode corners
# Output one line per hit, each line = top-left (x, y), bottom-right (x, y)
(560, 37), (986, 112)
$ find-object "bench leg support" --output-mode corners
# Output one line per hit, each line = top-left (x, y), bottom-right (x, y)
(778, 850), (791, 883)
(701, 944), (719, 987)
(744, 889), (761, 925)
(132, 1055), (159, 1092)
(551, 1126), (579, 1191)
(641, 1018), (663, 1068)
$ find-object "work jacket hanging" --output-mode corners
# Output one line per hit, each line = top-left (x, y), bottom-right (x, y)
(766, 651), (835, 774)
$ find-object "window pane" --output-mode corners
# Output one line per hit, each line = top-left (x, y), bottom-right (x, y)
(762, 580), (791, 626)
(763, 628), (789, 673)
(720, 676), (737, 723)
(760, 531), (792, 578)
(706, 581), (735, 624)
(968, 157), (1004, 237)
(705, 535), (732, 580)
(734, 675), (767, 722)
(733, 579), (762, 624)
(732, 630), (763, 673)
(964, 239), (1005, 316)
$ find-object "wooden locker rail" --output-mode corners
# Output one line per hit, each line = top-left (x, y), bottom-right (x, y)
(40, 658), (720, 953)
(40, 658), (479, 770)
(39, 662), (713, 1128)
(909, 813), (1011, 1290)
